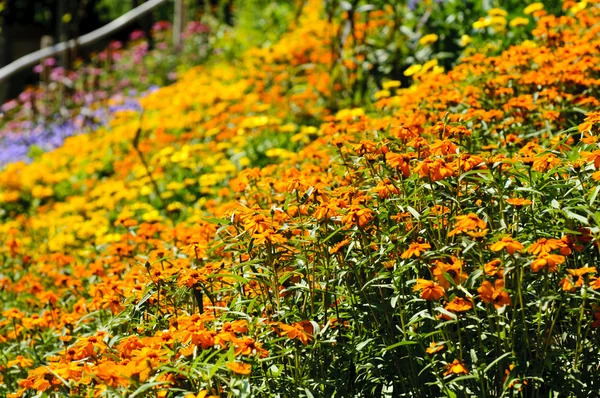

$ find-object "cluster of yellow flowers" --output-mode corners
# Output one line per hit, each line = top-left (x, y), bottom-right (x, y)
(2, 0), (600, 396)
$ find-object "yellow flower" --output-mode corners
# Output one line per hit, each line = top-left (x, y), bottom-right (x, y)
(472, 18), (489, 29)
(419, 33), (439, 46)
(167, 202), (184, 212)
(459, 35), (472, 47)
(374, 89), (391, 100)
(280, 123), (297, 132)
(265, 148), (295, 159)
(421, 59), (439, 73)
(404, 64), (422, 77)
(510, 17), (530, 27)
(524, 2), (544, 15)
(488, 8), (507, 17)
(1, 190), (20, 203)
(432, 65), (445, 74)
(31, 185), (53, 199)
(570, 2), (587, 14)
(489, 16), (507, 28)
(335, 108), (364, 120)
(382, 80), (401, 90)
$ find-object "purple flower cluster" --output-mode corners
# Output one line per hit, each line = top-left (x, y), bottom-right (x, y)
(0, 92), (145, 166)
(0, 18), (211, 169)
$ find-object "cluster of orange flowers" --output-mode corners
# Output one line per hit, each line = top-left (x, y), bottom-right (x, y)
(2, 0), (600, 396)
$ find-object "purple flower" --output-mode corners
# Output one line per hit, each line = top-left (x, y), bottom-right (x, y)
(130, 30), (145, 41)
(184, 21), (210, 38)
(109, 41), (123, 51)
(1, 100), (18, 112)
(152, 20), (172, 32)
(50, 67), (65, 81)
(43, 58), (56, 67)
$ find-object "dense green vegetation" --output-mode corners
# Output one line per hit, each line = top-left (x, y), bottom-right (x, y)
(2, 1), (600, 397)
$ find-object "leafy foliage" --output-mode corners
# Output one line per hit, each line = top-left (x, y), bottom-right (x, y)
(2, 1), (600, 398)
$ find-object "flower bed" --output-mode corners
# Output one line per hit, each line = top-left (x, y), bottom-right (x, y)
(1, 1), (600, 397)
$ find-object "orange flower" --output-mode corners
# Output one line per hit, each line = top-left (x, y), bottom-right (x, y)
(445, 297), (473, 313)
(226, 361), (252, 375)
(342, 206), (374, 229)
(385, 152), (411, 177)
(329, 238), (350, 254)
(506, 197), (532, 207)
(530, 253), (565, 272)
(272, 321), (313, 345)
(374, 179), (400, 199)
(432, 257), (468, 289)
(74, 334), (108, 359)
(489, 236), (524, 255)
(429, 139), (458, 156)
(95, 361), (131, 387)
(561, 267), (597, 292)
(7, 355), (34, 369)
(527, 238), (564, 255)
(465, 229), (489, 239)
(414, 158), (454, 181)
(448, 213), (486, 236)
(401, 242), (431, 259)
(483, 259), (504, 278)
(185, 391), (220, 398)
(243, 212), (271, 234)
(478, 280), (511, 308)
(582, 149), (600, 168)
(532, 154), (560, 172)
(559, 277), (580, 292)
(234, 337), (269, 358)
(454, 213), (486, 230)
(222, 320), (249, 334)
(443, 359), (468, 376)
(413, 279), (445, 301)
(425, 341), (445, 354)
(17, 366), (52, 391)
(131, 347), (169, 364)
(567, 267), (597, 277)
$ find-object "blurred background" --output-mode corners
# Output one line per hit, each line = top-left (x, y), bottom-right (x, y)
(0, 0), (228, 102)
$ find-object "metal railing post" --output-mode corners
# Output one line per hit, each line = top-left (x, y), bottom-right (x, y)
(173, 0), (185, 49)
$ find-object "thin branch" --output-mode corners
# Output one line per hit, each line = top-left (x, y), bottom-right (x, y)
(132, 110), (170, 218)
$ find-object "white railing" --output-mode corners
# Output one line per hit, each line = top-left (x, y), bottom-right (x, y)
(0, 0), (183, 84)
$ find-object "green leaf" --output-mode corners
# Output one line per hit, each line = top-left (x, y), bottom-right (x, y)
(203, 216), (227, 225)
(435, 307), (457, 320)
(407, 205), (420, 219)
(356, 338), (374, 351)
(208, 350), (229, 379)
(384, 340), (417, 351)
(448, 374), (478, 383)
(445, 389), (457, 398)
(483, 352), (512, 373)
(563, 208), (588, 225)
(267, 364), (282, 378)
(130, 381), (169, 397)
